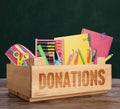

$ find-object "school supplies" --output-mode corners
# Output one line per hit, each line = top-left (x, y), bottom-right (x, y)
(5, 44), (35, 66)
(35, 39), (64, 65)
(55, 40), (64, 64)
(13, 50), (29, 66)
(78, 49), (85, 64)
(54, 34), (90, 64)
(53, 51), (61, 65)
(105, 54), (113, 62)
(67, 49), (74, 64)
(87, 49), (90, 64)
(37, 45), (49, 65)
(87, 35), (93, 64)
(81, 28), (113, 64)
(74, 51), (78, 64)
(92, 48), (97, 64)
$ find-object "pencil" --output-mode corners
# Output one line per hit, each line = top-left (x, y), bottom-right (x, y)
(105, 54), (113, 62)
(67, 49), (74, 64)
(78, 49), (85, 64)
(37, 45), (49, 65)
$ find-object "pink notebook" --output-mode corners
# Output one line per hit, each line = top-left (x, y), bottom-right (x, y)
(81, 28), (113, 63)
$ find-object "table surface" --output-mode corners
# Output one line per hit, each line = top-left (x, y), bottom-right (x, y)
(0, 79), (120, 109)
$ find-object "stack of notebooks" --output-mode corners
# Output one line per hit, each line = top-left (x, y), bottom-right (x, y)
(35, 28), (113, 65)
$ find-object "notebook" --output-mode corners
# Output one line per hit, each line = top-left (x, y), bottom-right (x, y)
(81, 28), (113, 63)
(54, 34), (91, 64)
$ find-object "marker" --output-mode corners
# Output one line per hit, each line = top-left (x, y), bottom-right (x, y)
(74, 51), (78, 64)
(67, 49), (74, 64)
(105, 54), (113, 62)
(87, 49), (90, 63)
(37, 45), (49, 65)
(78, 49), (85, 64)
(92, 48), (97, 64)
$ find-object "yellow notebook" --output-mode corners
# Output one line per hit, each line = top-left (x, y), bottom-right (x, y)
(54, 34), (91, 64)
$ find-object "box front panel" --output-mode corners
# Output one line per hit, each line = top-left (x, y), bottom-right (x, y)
(31, 64), (111, 99)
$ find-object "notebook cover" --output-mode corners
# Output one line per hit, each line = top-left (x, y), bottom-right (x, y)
(54, 34), (91, 64)
(81, 28), (113, 63)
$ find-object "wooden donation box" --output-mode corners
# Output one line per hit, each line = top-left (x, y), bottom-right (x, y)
(7, 57), (111, 102)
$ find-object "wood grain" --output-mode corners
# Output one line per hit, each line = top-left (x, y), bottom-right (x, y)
(6, 57), (112, 102)
(0, 79), (120, 109)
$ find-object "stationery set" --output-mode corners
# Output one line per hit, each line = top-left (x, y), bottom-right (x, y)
(5, 28), (113, 66)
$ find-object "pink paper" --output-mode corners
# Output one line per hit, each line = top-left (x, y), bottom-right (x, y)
(81, 28), (113, 63)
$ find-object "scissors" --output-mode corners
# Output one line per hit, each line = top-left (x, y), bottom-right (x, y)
(53, 51), (61, 65)
(13, 50), (29, 66)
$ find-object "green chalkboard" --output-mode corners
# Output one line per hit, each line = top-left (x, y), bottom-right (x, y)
(0, 0), (120, 78)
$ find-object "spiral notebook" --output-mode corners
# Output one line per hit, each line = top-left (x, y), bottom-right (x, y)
(81, 28), (113, 63)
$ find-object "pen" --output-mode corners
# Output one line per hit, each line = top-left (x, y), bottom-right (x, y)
(67, 49), (74, 64)
(92, 48), (97, 64)
(105, 54), (113, 62)
(78, 49), (85, 64)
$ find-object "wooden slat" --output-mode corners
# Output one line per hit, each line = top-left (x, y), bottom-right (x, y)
(7, 57), (111, 102)
(7, 64), (31, 98)
(31, 58), (111, 100)
(29, 90), (107, 102)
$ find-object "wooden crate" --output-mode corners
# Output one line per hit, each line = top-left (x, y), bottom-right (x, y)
(7, 57), (111, 102)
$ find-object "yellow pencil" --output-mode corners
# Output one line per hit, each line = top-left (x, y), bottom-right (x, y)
(105, 54), (113, 62)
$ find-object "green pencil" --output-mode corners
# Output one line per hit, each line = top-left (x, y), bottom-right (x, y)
(78, 49), (85, 64)
(37, 45), (49, 65)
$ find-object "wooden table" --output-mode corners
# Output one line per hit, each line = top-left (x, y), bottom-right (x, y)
(0, 79), (120, 109)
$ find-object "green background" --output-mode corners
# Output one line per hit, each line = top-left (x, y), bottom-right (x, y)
(0, 0), (120, 78)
